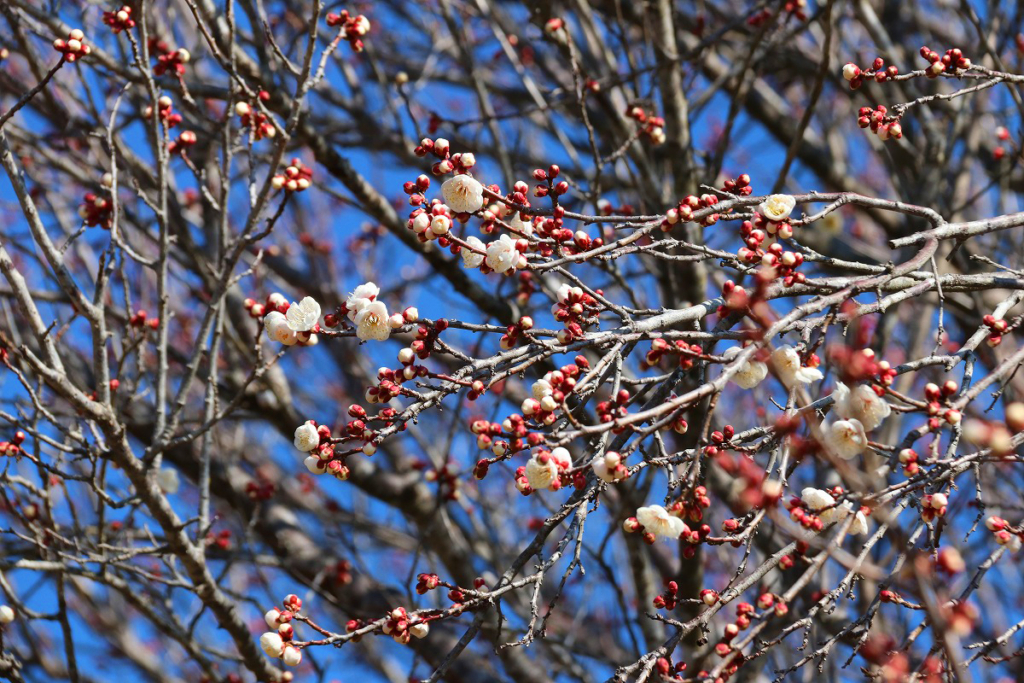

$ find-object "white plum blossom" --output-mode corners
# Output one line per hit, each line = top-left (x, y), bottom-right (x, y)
(524, 447), (571, 491)
(346, 282), (379, 320)
(0, 605), (14, 625)
(832, 381), (891, 431)
(508, 211), (533, 236)
(636, 505), (687, 540)
(823, 418), (869, 459)
(355, 300), (391, 342)
(801, 487), (869, 535)
(771, 345), (823, 386)
(722, 346), (768, 389)
(264, 311), (299, 345)
(410, 622), (430, 639)
(294, 421), (319, 451)
(532, 377), (553, 400)
(442, 174), (485, 214)
(485, 234), (520, 273)
(285, 296), (321, 332)
(156, 467), (180, 495)
(260, 632), (285, 657)
(462, 235), (486, 269)
(759, 194), (796, 222)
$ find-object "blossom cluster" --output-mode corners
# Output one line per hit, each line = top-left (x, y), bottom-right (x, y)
(53, 29), (90, 62)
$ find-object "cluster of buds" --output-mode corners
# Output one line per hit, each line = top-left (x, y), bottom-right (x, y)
(671, 485), (713, 525)
(544, 17), (569, 44)
(0, 431), (25, 457)
(738, 222), (807, 285)
(963, 418), (1014, 456)
(153, 47), (191, 77)
(245, 479), (276, 501)
(419, 462), (463, 501)
(625, 105), (665, 145)
(515, 447), (575, 494)
(326, 10), (371, 53)
(842, 56), (898, 89)
(919, 491), (948, 523)
(596, 198), (634, 217)
(367, 364), (422, 404)
(260, 597), (303, 667)
(129, 309), (160, 331)
(994, 125), (1011, 160)
(409, 201), (455, 242)
(295, 419), (348, 478)
(102, 6), (135, 33)
(641, 339), (704, 371)
(416, 573), (441, 594)
(552, 285), (599, 343)
(332, 560), (353, 586)
(718, 280), (750, 315)
(985, 516), (1023, 551)
(597, 389), (632, 432)
(857, 105), (903, 141)
(395, 316), (445, 365)
(532, 164), (569, 199)
(498, 315), (534, 350)
(826, 346), (895, 386)
(79, 192), (114, 229)
(714, 598), (786, 659)
(785, 494), (827, 533)
(527, 364), (581, 417)
(205, 528), (232, 550)
(653, 657), (688, 681)
(653, 580), (680, 610)
(403, 173), (432, 206)
(234, 93), (276, 140)
(380, 607), (430, 644)
(983, 314), (1011, 346)
(167, 130), (197, 155)
(898, 447), (921, 476)
(662, 193), (720, 232)
(145, 95), (183, 129)
(923, 381), (962, 430)
(272, 159), (313, 193)
(920, 46), (971, 77)
(53, 29), (90, 62)
(413, 137), (474, 176)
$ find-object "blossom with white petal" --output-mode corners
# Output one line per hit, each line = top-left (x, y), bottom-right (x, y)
(823, 418), (868, 459)
(771, 345), (823, 386)
(485, 234), (520, 273)
(849, 507), (870, 536)
(156, 467), (180, 495)
(524, 447), (571, 491)
(264, 311), (299, 345)
(294, 421), (319, 451)
(346, 282), (379, 320)
(355, 300), (391, 342)
(759, 194), (796, 222)
(410, 622), (430, 639)
(801, 487), (835, 515)
(832, 382), (891, 431)
(509, 211), (533, 236)
(636, 504), (687, 540)
(285, 296), (321, 332)
(722, 346), (769, 389)
(802, 488), (869, 535)
(462, 235), (486, 269)
(282, 646), (302, 667)
(442, 174), (484, 214)
(304, 456), (325, 474)
(260, 632), (284, 657)
(532, 377), (553, 400)
(0, 605), (14, 625)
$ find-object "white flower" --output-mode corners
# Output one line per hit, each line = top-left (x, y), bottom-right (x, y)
(832, 382), (891, 431)
(346, 282), (379, 320)
(509, 211), (533, 236)
(354, 300), (391, 342)
(524, 447), (571, 491)
(442, 174), (485, 214)
(462, 235), (486, 269)
(801, 487), (835, 515)
(759, 194), (796, 222)
(156, 467), (180, 495)
(410, 622), (430, 639)
(636, 504), (687, 540)
(592, 452), (626, 483)
(485, 234), (520, 273)
(848, 507), (870, 536)
(282, 645), (302, 667)
(260, 632), (284, 657)
(0, 605), (15, 625)
(722, 346), (768, 389)
(294, 421), (319, 451)
(802, 488), (869, 535)
(285, 296), (321, 332)
(264, 311), (299, 345)
(771, 345), (823, 386)
(303, 456), (325, 474)
(823, 418), (868, 459)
